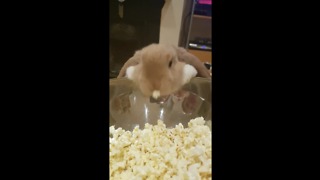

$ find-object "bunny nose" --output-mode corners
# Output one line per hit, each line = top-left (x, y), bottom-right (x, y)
(152, 81), (161, 90)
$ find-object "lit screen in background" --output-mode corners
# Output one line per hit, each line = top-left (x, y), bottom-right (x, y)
(198, 0), (212, 5)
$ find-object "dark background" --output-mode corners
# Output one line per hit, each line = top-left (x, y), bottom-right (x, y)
(109, 0), (165, 78)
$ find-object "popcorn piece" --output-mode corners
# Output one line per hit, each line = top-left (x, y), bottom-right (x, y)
(152, 90), (161, 99)
(109, 117), (212, 179)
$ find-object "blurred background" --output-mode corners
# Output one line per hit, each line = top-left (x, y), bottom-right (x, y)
(109, 0), (212, 78)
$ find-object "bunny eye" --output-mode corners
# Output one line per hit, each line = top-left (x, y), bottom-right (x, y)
(168, 60), (173, 68)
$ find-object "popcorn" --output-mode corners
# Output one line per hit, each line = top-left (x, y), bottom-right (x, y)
(109, 117), (212, 179)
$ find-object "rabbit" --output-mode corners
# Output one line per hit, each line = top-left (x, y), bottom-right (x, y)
(117, 43), (211, 99)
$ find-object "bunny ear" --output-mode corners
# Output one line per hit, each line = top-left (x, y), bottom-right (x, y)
(174, 47), (211, 78)
(117, 51), (141, 78)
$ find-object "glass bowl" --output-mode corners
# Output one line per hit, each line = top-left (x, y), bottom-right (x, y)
(109, 77), (212, 131)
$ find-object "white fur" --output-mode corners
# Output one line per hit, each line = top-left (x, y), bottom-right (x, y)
(126, 66), (135, 80)
(152, 90), (160, 99)
(182, 64), (197, 84)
